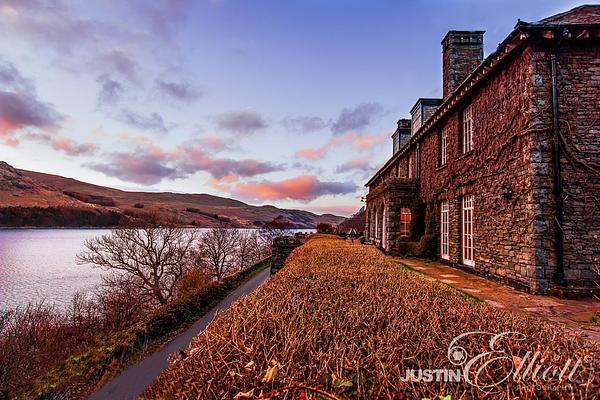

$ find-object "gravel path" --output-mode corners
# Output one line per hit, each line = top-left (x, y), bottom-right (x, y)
(88, 267), (271, 400)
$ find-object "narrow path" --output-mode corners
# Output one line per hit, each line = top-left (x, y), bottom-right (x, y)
(393, 256), (600, 342)
(89, 267), (271, 400)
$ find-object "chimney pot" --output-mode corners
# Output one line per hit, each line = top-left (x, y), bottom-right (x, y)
(442, 30), (485, 99)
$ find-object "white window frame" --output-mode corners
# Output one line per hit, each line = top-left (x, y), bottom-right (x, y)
(462, 104), (473, 154)
(400, 208), (411, 237)
(441, 130), (447, 166)
(462, 195), (474, 266)
(374, 208), (379, 240)
(441, 201), (449, 260)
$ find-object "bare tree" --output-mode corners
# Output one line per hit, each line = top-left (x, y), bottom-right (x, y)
(77, 225), (197, 305)
(248, 230), (265, 260)
(194, 225), (241, 280)
(236, 231), (257, 270)
(258, 217), (295, 255)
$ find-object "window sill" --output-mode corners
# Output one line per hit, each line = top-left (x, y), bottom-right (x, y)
(457, 150), (474, 161)
(436, 163), (448, 171)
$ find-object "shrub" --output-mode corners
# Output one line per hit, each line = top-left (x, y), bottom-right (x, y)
(316, 222), (333, 233)
(395, 235), (416, 255)
(417, 234), (437, 258)
(28, 258), (272, 400)
(133, 203), (144, 209)
(358, 235), (366, 244)
(174, 268), (210, 300)
(395, 234), (437, 258)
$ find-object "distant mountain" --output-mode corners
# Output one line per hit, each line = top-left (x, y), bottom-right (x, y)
(337, 208), (366, 234)
(0, 161), (346, 228)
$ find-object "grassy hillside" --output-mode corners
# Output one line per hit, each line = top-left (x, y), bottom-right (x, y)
(0, 161), (345, 228)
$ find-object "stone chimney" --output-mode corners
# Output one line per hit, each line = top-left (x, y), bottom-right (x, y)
(442, 31), (484, 99)
(392, 119), (411, 154)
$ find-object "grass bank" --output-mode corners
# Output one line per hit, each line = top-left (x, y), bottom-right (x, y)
(27, 257), (271, 400)
(144, 235), (599, 399)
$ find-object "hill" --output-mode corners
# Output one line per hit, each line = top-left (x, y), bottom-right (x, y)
(0, 161), (345, 228)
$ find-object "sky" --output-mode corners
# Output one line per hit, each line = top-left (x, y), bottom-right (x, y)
(0, 0), (588, 216)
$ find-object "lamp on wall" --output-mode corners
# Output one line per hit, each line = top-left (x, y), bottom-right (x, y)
(501, 186), (513, 200)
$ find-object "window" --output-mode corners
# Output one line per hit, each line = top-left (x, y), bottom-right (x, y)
(400, 208), (411, 236)
(440, 129), (447, 166)
(416, 143), (421, 178)
(461, 104), (474, 154)
(462, 195), (474, 266)
(441, 201), (449, 259)
(408, 154), (414, 178)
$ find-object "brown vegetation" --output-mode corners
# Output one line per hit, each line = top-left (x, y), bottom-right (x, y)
(0, 206), (128, 227)
(62, 191), (116, 206)
(145, 235), (600, 399)
(0, 161), (345, 228)
(0, 289), (149, 399)
(23, 258), (269, 400)
(0, 224), (273, 399)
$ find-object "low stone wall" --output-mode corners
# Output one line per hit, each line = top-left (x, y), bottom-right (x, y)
(271, 236), (303, 274)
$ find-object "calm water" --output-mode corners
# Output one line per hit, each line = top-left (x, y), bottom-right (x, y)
(0, 228), (313, 311)
(0, 229), (111, 311)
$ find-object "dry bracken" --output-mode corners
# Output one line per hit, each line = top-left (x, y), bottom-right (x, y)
(144, 235), (600, 399)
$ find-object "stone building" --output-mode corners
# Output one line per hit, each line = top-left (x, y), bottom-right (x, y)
(365, 5), (600, 296)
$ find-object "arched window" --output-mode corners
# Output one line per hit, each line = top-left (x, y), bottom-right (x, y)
(400, 208), (411, 236)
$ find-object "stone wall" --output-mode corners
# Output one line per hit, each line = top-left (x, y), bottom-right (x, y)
(366, 29), (600, 295)
(271, 236), (302, 274)
(530, 39), (600, 292)
(417, 46), (539, 291)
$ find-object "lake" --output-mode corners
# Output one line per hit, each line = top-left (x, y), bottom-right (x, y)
(0, 228), (313, 312)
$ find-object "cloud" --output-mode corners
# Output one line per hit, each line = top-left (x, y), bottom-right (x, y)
(336, 155), (371, 173)
(96, 74), (124, 108)
(133, 0), (192, 42)
(24, 132), (96, 156)
(0, 59), (33, 92)
(282, 116), (329, 133)
(174, 143), (284, 179)
(216, 110), (267, 135)
(0, 0), (121, 55)
(155, 78), (203, 103)
(198, 133), (231, 151)
(88, 140), (282, 185)
(97, 49), (139, 83)
(232, 175), (357, 201)
(352, 132), (390, 150)
(86, 147), (177, 185)
(331, 102), (384, 135)
(118, 109), (169, 135)
(295, 132), (357, 160)
(0, 91), (62, 145)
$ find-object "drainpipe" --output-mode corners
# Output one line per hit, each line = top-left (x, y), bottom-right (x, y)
(550, 34), (566, 285)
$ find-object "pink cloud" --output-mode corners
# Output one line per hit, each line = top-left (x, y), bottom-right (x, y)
(352, 132), (390, 150)
(232, 175), (356, 201)
(50, 136), (97, 156)
(295, 132), (357, 160)
(87, 140), (283, 185)
(201, 133), (229, 151)
(208, 174), (238, 191)
(336, 155), (371, 173)
(23, 132), (96, 156)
